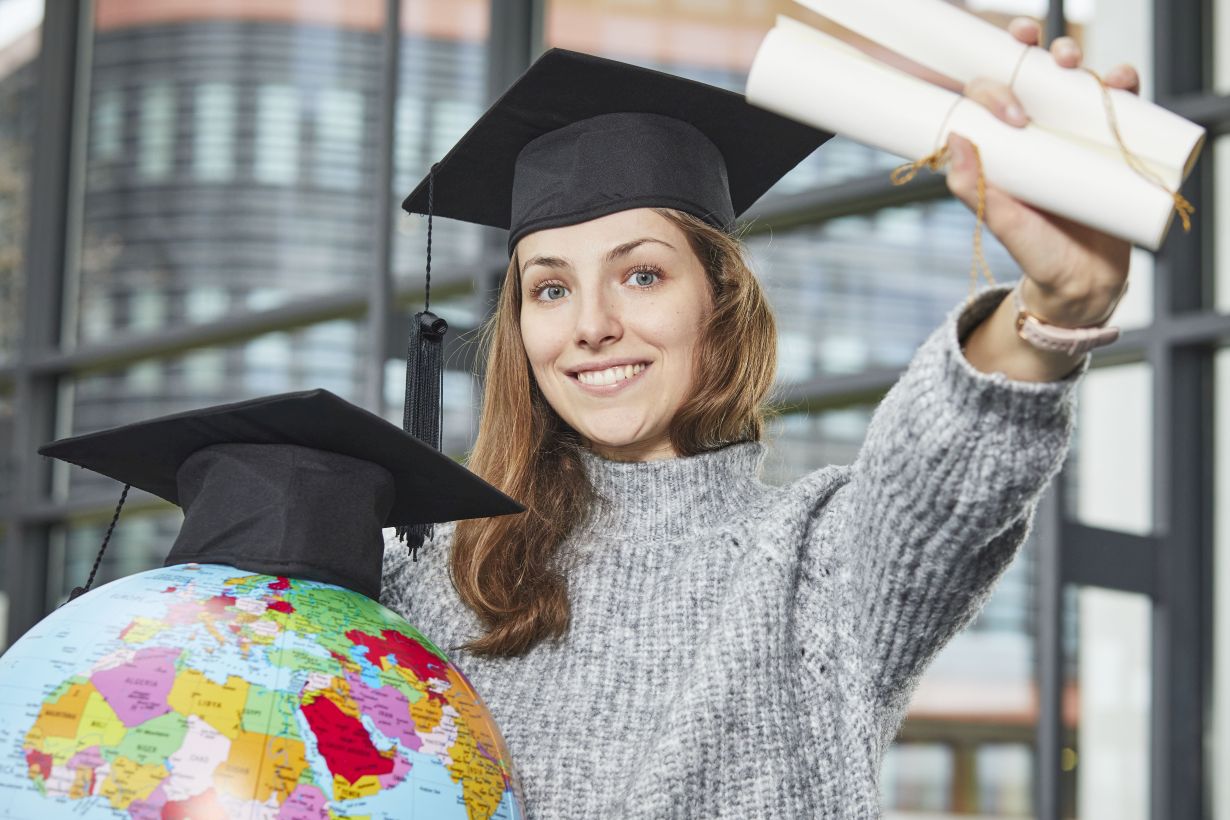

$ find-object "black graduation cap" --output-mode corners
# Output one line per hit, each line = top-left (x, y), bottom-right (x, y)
(40, 390), (523, 601)
(400, 48), (833, 254)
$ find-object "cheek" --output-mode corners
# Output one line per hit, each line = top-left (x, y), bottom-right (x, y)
(519, 313), (567, 376)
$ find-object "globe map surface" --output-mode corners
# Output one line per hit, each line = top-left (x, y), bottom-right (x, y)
(0, 563), (521, 819)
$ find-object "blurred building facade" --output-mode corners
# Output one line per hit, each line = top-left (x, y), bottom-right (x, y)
(1, 1), (1227, 818)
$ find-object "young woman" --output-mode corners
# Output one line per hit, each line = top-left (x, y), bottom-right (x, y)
(383, 19), (1140, 818)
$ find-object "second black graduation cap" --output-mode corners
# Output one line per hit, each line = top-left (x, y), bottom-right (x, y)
(401, 49), (833, 253)
(40, 390), (523, 600)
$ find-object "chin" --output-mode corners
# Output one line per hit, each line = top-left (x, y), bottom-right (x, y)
(577, 424), (673, 459)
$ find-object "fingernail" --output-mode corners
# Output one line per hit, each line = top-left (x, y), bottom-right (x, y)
(1006, 104), (1028, 125)
(1058, 43), (1078, 59)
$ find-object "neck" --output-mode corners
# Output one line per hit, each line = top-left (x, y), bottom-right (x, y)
(585, 435), (676, 462)
(573, 441), (767, 542)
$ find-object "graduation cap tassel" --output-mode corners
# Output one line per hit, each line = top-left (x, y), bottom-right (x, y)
(398, 164), (447, 560)
(67, 483), (131, 603)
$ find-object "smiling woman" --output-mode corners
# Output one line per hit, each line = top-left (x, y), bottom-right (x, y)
(380, 37), (1135, 819)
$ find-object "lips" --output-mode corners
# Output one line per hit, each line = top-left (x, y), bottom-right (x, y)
(565, 359), (651, 390)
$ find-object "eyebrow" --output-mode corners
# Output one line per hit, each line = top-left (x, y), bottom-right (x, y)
(521, 237), (675, 275)
(604, 237), (674, 263)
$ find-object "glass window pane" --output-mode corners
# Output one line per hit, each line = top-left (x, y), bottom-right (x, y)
(1073, 588), (1152, 820)
(763, 406), (873, 484)
(50, 511), (185, 606)
(1076, 0), (1151, 100)
(1214, 0), (1230, 96)
(73, 0), (389, 347)
(1071, 363), (1153, 535)
(1214, 348), (1230, 820)
(1216, 135), (1230, 315)
(193, 83), (236, 182)
(65, 321), (367, 500)
(254, 84), (300, 185)
(976, 743), (1032, 816)
(392, 0), (493, 308)
(0, 383), (13, 509)
(314, 88), (365, 190)
(90, 86), (123, 164)
(879, 743), (954, 812)
(752, 199), (1020, 382)
(136, 81), (175, 182)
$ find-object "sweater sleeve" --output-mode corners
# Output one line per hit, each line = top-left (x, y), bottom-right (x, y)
(813, 286), (1084, 734)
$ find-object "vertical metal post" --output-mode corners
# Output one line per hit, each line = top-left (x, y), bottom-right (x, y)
(1045, 0), (1065, 46)
(487, 0), (541, 105)
(1151, 0), (1210, 817)
(365, 0), (401, 414)
(1035, 481), (1066, 820)
(479, 0), (541, 312)
(4, 0), (82, 647)
(1033, 5), (1067, 816)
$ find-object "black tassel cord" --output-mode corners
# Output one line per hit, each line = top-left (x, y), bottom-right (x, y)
(66, 483), (131, 603)
(398, 164), (447, 561)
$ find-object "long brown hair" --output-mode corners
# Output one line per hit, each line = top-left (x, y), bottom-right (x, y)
(452, 209), (777, 657)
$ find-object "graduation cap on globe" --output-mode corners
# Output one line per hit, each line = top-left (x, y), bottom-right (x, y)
(40, 390), (523, 601)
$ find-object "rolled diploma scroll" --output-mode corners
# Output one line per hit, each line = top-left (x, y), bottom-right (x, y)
(746, 17), (1177, 250)
(797, 0), (1205, 189)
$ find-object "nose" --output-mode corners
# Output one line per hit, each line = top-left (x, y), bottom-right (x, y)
(573, 287), (622, 349)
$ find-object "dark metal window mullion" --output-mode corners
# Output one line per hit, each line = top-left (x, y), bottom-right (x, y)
(4, 0), (84, 648)
(365, 0), (401, 415)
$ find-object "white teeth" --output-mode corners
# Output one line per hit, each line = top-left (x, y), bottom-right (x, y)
(577, 364), (646, 386)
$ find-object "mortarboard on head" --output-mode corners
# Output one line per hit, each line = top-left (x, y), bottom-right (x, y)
(39, 390), (523, 601)
(400, 48), (834, 255)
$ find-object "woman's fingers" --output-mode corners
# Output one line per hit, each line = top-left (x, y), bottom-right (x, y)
(964, 77), (1029, 126)
(1050, 35), (1082, 67)
(1104, 63), (1142, 94)
(1008, 17), (1041, 46)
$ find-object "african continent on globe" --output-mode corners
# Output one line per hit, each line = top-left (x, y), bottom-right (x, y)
(0, 563), (521, 819)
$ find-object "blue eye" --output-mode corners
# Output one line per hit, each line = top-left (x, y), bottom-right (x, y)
(537, 284), (569, 301)
(630, 269), (660, 287)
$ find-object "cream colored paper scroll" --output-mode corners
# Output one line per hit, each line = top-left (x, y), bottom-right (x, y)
(795, 0), (1205, 189)
(745, 17), (1181, 250)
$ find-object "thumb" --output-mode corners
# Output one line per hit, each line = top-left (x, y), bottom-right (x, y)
(944, 133), (981, 211)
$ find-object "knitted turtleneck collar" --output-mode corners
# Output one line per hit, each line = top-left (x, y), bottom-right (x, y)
(574, 441), (769, 542)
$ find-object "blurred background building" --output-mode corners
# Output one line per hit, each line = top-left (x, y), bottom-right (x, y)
(1, 0), (1226, 818)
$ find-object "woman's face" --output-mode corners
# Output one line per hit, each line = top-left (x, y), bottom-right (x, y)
(517, 208), (714, 461)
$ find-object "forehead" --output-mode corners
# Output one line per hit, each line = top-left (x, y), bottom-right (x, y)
(515, 208), (685, 262)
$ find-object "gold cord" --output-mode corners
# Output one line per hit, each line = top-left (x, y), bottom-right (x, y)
(1082, 66), (1194, 231)
(892, 142), (995, 301)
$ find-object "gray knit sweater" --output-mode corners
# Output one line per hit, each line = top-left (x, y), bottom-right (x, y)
(381, 286), (1085, 818)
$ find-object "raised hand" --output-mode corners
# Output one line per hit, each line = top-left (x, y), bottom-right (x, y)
(948, 17), (1137, 330)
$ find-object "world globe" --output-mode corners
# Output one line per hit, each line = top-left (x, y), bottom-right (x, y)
(0, 562), (522, 820)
